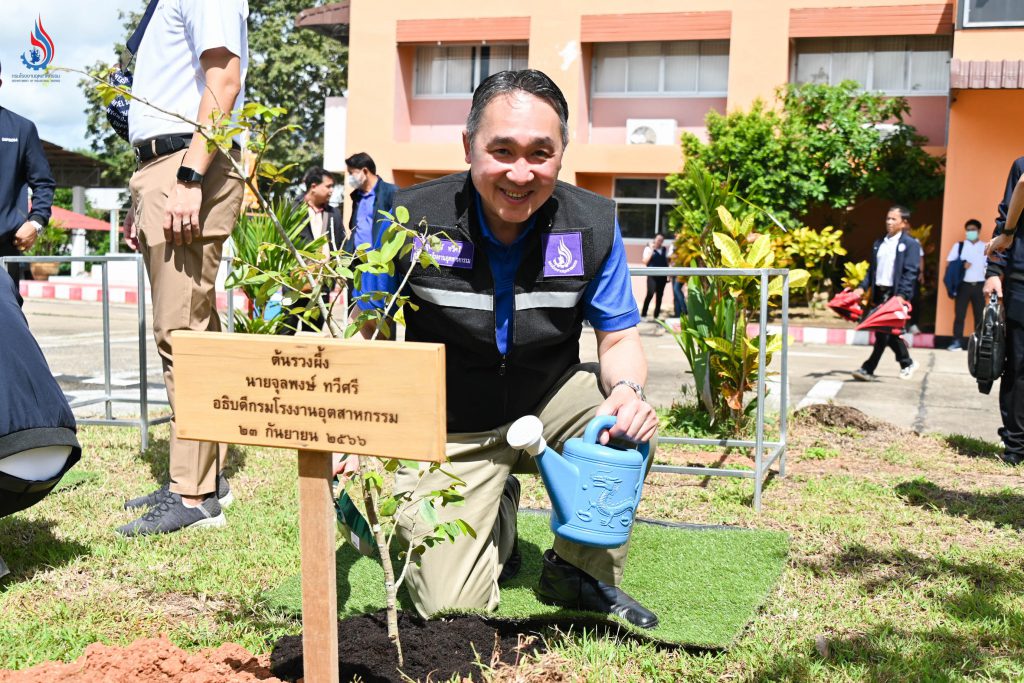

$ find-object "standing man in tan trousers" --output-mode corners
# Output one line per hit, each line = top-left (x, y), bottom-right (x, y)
(118, 0), (249, 536)
(354, 70), (660, 627)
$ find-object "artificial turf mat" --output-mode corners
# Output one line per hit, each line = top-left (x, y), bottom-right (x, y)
(53, 470), (99, 492)
(262, 512), (788, 649)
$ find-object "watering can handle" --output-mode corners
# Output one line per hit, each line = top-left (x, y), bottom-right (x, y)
(583, 415), (651, 457)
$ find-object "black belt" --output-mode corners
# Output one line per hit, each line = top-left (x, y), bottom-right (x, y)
(133, 134), (241, 163)
(133, 134), (193, 163)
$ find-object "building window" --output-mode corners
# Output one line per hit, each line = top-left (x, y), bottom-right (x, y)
(792, 36), (952, 95)
(592, 41), (729, 96)
(962, 0), (1024, 27)
(414, 45), (528, 96)
(613, 179), (675, 239)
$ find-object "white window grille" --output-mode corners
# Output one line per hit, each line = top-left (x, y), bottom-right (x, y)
(414, 45), (529, 96)
(593, 41), (729, 96)
(792, 36), (952, 95)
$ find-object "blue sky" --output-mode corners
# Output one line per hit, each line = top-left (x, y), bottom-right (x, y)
(0, 1), (142, 150)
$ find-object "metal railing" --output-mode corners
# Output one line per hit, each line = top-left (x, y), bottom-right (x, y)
(1, 254), (170, 450)
(631, 266), (790, 511)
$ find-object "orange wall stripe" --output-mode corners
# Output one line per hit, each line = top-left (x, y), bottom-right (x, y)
(396, 17), (530, 43)
(789, 4), (954, 37)
(580, 11), (731, 42)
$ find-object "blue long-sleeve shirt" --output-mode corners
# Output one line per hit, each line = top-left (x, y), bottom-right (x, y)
(0, 107), (55, 238)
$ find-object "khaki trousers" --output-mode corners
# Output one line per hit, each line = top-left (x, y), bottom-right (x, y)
(395, 363), (656, 618)
(129, 148), (244, 496)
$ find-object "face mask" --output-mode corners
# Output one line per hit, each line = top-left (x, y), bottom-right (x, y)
(966, 230), (979, 242)
(347, 173), (362, 189)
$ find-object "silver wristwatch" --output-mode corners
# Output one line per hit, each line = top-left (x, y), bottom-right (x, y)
(611, 379), (646, 402)
(29, 219), (44, 235)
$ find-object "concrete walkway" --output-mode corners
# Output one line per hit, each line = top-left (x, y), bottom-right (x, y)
(582, 321), (1003, 443)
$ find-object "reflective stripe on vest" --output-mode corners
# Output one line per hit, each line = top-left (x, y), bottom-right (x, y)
(410, 283), (494, 311)
(514, 290), (586, 311)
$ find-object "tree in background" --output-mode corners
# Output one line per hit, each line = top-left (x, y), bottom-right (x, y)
(670, 81), (945, 230)
(79, 0), (347, 186)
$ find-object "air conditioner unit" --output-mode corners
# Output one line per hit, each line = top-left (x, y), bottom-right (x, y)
(626, 119), (677, 146)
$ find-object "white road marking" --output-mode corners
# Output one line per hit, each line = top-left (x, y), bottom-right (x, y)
(788, 351), (849, 358)
(796, 379), (844, 409)
(36, 336), (141, 349)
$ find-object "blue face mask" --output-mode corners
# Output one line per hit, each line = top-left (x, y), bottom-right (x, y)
(966, 230), (979, 242)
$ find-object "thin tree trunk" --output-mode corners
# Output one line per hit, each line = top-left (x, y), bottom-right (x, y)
(358, 459), (403, 667)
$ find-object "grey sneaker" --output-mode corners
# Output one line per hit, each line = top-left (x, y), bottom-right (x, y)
(124, 472), (233, 510)
(899, 360), (920, 380)
(851, 367), (876, 382)
(116, 493), (225, 537)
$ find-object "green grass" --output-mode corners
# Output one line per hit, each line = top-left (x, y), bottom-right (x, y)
(263, 513), (789, 648)
(1, 421), (1023, 682)
(943, 433), (1003, 460)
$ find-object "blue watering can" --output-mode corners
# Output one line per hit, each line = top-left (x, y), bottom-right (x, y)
(507, 414), (650, 549)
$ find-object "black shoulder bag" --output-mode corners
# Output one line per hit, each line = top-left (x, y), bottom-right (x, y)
(968, 292), (1006, 394)
(105, 0), (159, 142)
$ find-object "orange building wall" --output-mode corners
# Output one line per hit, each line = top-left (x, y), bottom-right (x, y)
(349, 0), (955, 189)
(935, 89), (1024, 336)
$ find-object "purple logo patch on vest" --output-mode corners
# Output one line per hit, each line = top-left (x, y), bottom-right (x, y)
(415, 237), (475, 269)
(542, 232), (584, 277)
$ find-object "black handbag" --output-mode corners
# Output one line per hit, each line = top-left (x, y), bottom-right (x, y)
(968, 293), (1005, 394)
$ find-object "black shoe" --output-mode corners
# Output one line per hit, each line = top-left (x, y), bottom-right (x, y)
(536, 549), (659, 629)
(123, 472), (233, 510)
(1000, 451), (1024, 466)
(116, 493), (225, 537)
(498, 476), (521, 584)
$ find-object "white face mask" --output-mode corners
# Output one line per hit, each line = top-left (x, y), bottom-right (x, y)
(346, 173), (362, 189)
(966, 230), (980, 242)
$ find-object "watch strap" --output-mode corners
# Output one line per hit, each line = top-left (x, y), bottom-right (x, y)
(176, 165), (204, 184)
(611, 379), (646, 402)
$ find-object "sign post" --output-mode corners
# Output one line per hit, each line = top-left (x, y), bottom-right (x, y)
(173, 332), (446, 683)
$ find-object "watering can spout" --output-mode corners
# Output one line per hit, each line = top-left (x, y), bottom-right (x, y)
(507, 415), (578, 523)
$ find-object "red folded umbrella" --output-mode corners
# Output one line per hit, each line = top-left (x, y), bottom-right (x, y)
(856, 297), (912, 334)
(827, 289), (864, 322)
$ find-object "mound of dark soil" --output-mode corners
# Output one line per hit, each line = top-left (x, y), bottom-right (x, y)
(795, 404), (877, 432)
(270, 610), (546, 682)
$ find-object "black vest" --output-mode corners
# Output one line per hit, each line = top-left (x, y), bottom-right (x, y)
(394, 173), (617, 432)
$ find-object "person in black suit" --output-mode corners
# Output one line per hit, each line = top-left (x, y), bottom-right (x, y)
(0, 60), (56, 286)
(851, 206), (922, 381)
(984, 156), (1024, 465)
(279, 166), (345, 334)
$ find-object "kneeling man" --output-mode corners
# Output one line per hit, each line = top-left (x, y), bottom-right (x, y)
(358, 69), (659, 627)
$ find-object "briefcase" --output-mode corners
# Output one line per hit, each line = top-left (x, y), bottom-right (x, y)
(968, 293), (1005, 394)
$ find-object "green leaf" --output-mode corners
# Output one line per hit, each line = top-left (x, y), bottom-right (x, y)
(395, 205), (410, 225)
(712, 232), (742, 268)
(363, 470), (383, 491)
(746, 234), (773, 268)
(419, 499), (439, 526)
(379, 496), (399, 517)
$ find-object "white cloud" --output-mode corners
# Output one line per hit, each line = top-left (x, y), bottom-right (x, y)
(0, 1), (142, 150)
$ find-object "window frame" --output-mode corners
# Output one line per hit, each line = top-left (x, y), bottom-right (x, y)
(612, 178), (677, 242)
(961, 0), (1024, 28)
(591, 40), (730, 99)
(790, 35), (952, 96)
(412, 43), (529, 98)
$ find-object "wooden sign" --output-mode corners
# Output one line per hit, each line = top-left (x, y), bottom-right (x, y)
(172, 330), (448, 683)
(172, 331), (446, 461)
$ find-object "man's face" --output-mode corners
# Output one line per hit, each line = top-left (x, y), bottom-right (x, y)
(885, 209), (906, 237)
(308, 175), (334, 207)
(653, 234), (664, 248)
(463, 91), (564, 234)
